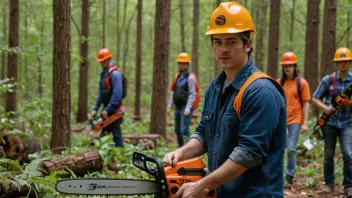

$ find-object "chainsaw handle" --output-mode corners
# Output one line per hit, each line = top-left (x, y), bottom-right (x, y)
(133, 152), (169, 198)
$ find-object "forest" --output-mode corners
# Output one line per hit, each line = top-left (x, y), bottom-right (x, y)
(0, 0), (352, 197)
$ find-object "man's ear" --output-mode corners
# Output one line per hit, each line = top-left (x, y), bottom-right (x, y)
(245, 39), (252, 52)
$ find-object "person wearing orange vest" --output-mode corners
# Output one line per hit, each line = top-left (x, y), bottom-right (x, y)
(167, 52), (200, 148)
(91, 48), (124, 148)
(162, 2), (286, 197)
(277, 52), (311, 188)
(312, 47), (352, 196)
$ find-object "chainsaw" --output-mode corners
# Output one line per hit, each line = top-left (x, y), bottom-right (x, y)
(303, 83), (352, 151)
(55, 152), (216, 197)
(86, 111), (123, 132)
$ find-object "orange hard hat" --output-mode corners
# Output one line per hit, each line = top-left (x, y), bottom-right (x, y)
(176, 52), (191, 63)
(205, 2), (257, 35)
(280, 52), (297, 65)
(96, 48), (112, 62)
(334, 47), (352, 61)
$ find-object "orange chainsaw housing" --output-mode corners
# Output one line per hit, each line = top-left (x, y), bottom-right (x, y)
(93, 112), (123, 131)
(164, 158), (216, 198)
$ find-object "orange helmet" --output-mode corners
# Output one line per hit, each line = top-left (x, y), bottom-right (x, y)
(280, 52), (297, 65)
(96, 48), (112, 62)
(205, 2), (256, 35)
(176, 52), (191, 63)
(334, 47), (352, 61)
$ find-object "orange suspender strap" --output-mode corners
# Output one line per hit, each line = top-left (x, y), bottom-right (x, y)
(233, 72), (276, 119)
(332, 72), (337, 97)
(170, 73), (179, 91)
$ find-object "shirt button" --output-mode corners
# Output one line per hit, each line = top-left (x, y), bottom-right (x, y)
(227, 121), (230, 124)
(206, 116), (209, 119)
(216, 133), (219, 137)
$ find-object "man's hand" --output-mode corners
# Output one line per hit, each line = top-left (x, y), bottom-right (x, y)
(101, 110), (108, 118)
(167, 108), (172, 115)
(162, 149), (184, 167)
(91, 110), (97, 116)
(323, 106), (335, 115)
(301, 123), (308, 133)
(174, 182), (210, 198)
(184, 109), (190, 116)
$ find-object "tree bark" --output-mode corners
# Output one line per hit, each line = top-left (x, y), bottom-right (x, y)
(267, 0), (281, 78)
(38, 17), (45, 98)
(289, 0), (295, 51)
(51, 0), (71, 154)
(102, 0), (106, 47)
(6, 0), (19, 116)
(320, 0), (337, 78)
(150, 0), (171, 138)
(192, 0), (199, 77)
(254, 0), (267, 71)
(38, 151), (102, 177)
(1, 4), (7, 81)
(304, 0), (320, 118)
(77, 0), (90, 123)
(116, 0), (121, 65)
(0, 182), (35, 198)
(122, 10), (136, 73)
(134, 0), (143, 121)
(179, 0), (186, 52)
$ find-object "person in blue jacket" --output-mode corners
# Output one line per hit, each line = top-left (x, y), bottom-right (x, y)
(162, 2), (286, 198)
(91, 48), (124, 148)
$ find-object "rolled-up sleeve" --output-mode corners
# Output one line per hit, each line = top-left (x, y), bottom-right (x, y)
(229, 84), (284, 169)
(313, 75), (329, 99)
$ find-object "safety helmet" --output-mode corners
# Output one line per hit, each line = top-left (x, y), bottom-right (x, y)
(333, 47), (352, 62)
(205, 2), (256, 35)
(96, 48), (112, 62)
(176, 52), (191, 63)
(280, 52), (297, 65)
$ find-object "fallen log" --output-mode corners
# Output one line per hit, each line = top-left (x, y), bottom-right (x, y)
(0, 181), (36, 198)
(37, 151), (102, 177)
(123, 134), (161, 149)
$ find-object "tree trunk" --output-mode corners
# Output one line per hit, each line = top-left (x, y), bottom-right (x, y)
(38, 17), (45, 98)
(320, 0), (337, 78)
(77, 0), (90, 123)
(1, 5), (7, 81)
(179, 0), (186, 52)
(255, 0), (268, 71)
(304, 0), (320, 118)
(102, 0), (106, 47)
(289, 0), (295, 51)
(6, 0), (19, 116)
(122, 10), (136, 74)
(116, 0), (121, 65)
(150, 0), (171, 138)
(347, 0), (351, 49)
(121, 0), (127, 69)
(192, 0), (199, 77)
(267, 0), (281, 78)
(38, 151), (102, 177)
(51, 0), (71, 154)
(134, 0), (142, 121)
(23, 1), (29, 87)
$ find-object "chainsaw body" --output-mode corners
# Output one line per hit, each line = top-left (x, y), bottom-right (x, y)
(87, 111), (123, 132)
(132, 152), (216, 198)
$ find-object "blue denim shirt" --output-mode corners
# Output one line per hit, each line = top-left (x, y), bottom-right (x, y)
(312, 71), (352, 128)
(93, 65), (123, 113)
(190, 60), (286, 198)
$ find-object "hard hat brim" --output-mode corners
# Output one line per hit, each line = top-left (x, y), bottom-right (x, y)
(334, 58), (352, 61)
(280, 61), (297, 65)
(205, 28), (257, 35)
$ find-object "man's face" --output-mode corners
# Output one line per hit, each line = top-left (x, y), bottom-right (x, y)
(212, 33), (250, 70)
(283, 64), (295, 76)
(336, 60), (351, 73)
(178, 62), (188, 72)
(100, 59), (110, 69)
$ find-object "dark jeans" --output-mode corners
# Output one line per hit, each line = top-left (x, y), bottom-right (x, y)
(322, 125), (352, 188)
(100, 116), (124, 148)
(174, 107), (193, 147)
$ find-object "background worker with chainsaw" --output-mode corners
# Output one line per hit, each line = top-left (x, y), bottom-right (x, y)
(312, 47), (352, 196)
(167, 52), (200, 148)
(277, 51), (311, 187)
(163, 2), (286, 197)
(91, 48), (124, 148)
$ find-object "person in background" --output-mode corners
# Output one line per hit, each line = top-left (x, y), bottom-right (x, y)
(167, 52), (200, 148)
(312, 47), (352, 196)
(91, 48), (124, 148)
(277, 51), (311, 188)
